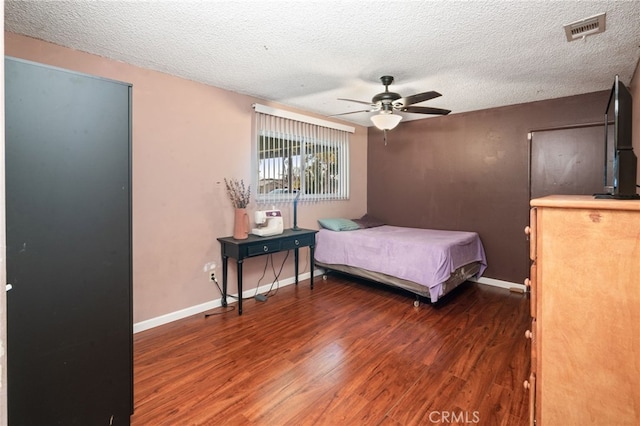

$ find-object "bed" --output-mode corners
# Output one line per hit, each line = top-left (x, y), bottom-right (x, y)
(314, 218), (487, 305)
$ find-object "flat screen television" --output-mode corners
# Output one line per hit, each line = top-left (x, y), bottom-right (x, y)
(598, 75), (639, 199)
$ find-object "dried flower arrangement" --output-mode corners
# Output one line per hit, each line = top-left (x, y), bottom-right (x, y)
(224, 178), (251, 208)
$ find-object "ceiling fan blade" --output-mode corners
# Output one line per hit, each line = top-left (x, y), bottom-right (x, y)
(394, 91), (441, 108)
(330, 109), (376, 117)
(338, 98), (376, 106)
(398, 106), (451, 115)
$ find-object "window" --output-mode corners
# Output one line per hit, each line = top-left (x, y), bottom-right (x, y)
(252, 104), (354, 204)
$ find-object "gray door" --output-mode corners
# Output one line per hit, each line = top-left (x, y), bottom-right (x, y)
(530, 125), (607, 199)
(5, 58), (132, 425)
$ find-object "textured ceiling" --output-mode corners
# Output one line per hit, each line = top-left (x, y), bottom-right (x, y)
(5, 1), (640, 127)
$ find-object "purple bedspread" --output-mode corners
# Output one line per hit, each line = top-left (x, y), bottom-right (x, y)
(314, 225), (487, 301)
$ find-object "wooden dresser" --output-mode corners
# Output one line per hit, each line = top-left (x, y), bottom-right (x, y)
(524, 195), (640, 425)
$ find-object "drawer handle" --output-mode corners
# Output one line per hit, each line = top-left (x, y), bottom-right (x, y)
(294, 239), (299, 246)
(524, 226), (531, 235)
(263, 245), (269, 252)
(523, 380), (531, 390)
(525, 330), (533, 339)
(524, 278), (530, 288)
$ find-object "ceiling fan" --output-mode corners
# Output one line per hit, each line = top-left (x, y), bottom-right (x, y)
(333, 75), (451, 132)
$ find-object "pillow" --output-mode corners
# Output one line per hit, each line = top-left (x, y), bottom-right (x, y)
(352, 214), (386, 229)
(318, 218), (361, 232)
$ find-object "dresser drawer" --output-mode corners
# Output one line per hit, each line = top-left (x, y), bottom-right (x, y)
(524, 263), (538, 319)
(247, 241), (281, 256)
(526, 318), (536, 373)
(281, 234), (315, 250)
(524, 372), (536, 426)
(528, 207), (537, 261)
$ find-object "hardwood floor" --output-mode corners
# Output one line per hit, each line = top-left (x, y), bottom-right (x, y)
(131, 275), (530, 425)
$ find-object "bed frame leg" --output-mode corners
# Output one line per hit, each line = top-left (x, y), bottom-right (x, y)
(414, 295), (420, 308)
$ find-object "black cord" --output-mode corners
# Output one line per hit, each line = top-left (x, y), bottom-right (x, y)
(264, 250), (289, 297)
(207, 249), (293, 314)
(253, 254), (272, 298)
(210, 273), (226, 297)
(254, 251), (290, 299)
(204, 305), (236, 317)
(209, 263), (264, 303)
(204, 274), (237, 317)
(209, 272), (242, 301)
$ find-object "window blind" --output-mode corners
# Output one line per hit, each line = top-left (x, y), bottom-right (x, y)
(252, 104), (353, 205)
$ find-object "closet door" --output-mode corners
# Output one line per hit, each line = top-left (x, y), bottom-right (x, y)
(529, 126), (606, 199)
(5, 58), (132, 425)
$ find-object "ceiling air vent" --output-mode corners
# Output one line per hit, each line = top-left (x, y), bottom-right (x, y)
(564, 12), (606, 42)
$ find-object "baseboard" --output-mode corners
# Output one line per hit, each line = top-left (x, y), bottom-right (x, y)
(470, 276), (526, 292)
(133, 270), (319, 333)
(135, 272), (524, 333)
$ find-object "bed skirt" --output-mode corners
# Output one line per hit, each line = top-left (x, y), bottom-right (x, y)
(316, 260), (482, 301)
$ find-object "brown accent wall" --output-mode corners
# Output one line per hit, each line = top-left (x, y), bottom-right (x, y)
(367, 92), (609, 283)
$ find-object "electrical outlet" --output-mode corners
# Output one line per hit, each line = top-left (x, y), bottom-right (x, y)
(204, 261), (217, 282)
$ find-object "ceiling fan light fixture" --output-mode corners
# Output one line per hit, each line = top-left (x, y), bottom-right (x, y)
(335, 76), (450, 126)
(371, 112), (402, 130)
